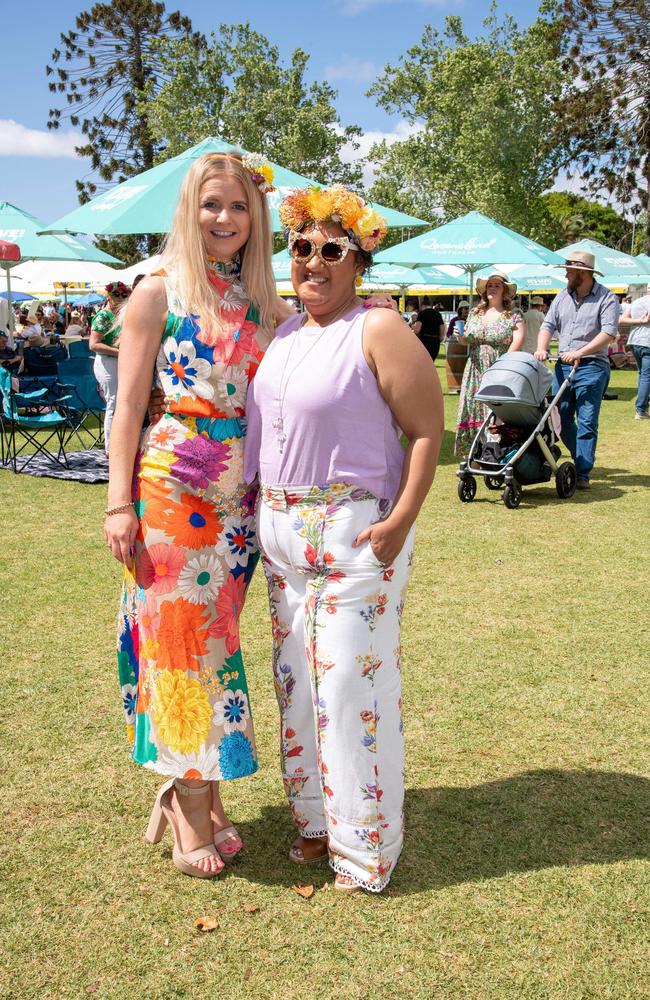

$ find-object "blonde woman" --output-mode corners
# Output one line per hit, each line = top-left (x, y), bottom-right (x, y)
(104, 152), (284, 878)
(454, 270), (525, 455)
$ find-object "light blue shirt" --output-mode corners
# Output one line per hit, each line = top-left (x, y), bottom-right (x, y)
(541, 280), (619, 365)
(626, 294), (650, 348)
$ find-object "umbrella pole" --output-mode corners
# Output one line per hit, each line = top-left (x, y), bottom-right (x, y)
(63, 283), (68, 329)
(6, 266), (15, 341)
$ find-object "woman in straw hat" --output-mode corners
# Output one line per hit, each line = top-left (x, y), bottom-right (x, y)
(104, 151), (289, 879)
(454, 270), (525, 456)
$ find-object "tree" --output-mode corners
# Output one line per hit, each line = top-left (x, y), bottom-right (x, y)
(531, 191), (632, 249)
(46, 0), (198, 203)
(554, 0), (650, 252)
(142, 24), (362, 188)
(365, 7), (571, 238)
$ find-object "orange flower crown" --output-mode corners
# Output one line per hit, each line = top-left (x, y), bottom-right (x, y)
(279, 184), (388, 252)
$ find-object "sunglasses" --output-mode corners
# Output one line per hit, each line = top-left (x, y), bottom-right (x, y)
(288, 231), (359, 266)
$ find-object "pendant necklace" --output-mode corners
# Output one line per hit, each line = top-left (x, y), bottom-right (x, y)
(272, 296), (359, 454)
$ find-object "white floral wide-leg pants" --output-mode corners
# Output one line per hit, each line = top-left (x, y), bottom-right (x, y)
(257, 484), (415, 892)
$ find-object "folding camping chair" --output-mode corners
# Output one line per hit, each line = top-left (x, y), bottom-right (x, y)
(68, 340), (94, 359)
(57, 357), (106, 449)
(0, 368), (72, 473)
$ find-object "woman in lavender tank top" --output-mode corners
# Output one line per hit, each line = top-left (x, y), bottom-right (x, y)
(244, 186), (445, 893)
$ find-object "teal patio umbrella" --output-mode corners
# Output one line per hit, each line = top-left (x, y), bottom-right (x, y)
(558, 239), (650, 283)
(42, 137), (430, 237)
(0, 202), (120, 332)
(374, 210), (565, 303)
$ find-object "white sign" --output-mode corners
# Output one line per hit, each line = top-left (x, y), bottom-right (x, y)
(419, 236), (498, 254)
(90, 184), (149, 212)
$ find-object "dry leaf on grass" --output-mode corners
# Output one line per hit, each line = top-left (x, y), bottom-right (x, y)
(242, 903), (259, 913)
(194, 915), (219, 932)
(243, 968), (252, 981)
(292, 883), (315, 899)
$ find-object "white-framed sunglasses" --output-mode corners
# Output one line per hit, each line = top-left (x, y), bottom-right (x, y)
(288, 230), (359, 266)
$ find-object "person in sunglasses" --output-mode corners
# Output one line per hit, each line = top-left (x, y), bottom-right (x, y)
(244, 185), (444, 893)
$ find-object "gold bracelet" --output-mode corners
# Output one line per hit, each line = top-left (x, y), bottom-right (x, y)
(105, 501), (135, 517)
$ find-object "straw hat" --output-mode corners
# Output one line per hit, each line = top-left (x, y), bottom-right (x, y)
(27, 332), (47, 347)
(531, 295), (545, 306)
(457, 300), (470, 310)
(558, 250), (603, 275)
(475, 269), (517, 298)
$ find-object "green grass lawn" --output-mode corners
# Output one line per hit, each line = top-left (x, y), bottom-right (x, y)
(2, 364), (649, 1000)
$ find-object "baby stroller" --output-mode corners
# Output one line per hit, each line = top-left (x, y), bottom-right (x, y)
(456, 352), (577, 509)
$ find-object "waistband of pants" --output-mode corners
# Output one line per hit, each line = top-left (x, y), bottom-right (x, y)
(260, 482), (381, 512)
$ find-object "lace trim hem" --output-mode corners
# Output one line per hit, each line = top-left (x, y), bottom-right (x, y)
(299, 829), (328, 839)
(329, 857), (390, 894)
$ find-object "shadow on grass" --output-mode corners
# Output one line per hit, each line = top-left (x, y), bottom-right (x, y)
(229, 769), (650, 895)
(602, 386), (638, 402)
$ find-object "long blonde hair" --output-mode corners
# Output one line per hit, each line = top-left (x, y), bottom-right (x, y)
(161, 153), (276, 340)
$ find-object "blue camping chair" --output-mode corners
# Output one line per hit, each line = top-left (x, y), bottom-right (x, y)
(0, 368), (72, 473)
(68, 339), (94, 359)
(57, 357), (106, 449)
(22, 344), (68, 377)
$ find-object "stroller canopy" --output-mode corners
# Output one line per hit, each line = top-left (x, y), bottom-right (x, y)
(475, 352), (553, 408)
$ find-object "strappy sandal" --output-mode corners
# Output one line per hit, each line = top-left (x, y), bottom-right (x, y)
(289, 836), (329, 865)
(334, 873), (361, 893)
(145, 778), (224, 879)
(213, 825), (243, 864)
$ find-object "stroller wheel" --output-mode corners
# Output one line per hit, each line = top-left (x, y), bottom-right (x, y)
(555, 461), (577, 499)
(458, 476), (477, 503)
(485, 476), (502, 491)
(503, 482), (522, 509)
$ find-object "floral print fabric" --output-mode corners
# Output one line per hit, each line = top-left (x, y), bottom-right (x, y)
(116, 270), (266, 780)
(454, 309), (517, 455)
(257, 483), (415, 892)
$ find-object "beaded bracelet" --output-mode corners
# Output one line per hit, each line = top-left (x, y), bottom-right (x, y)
(105, 501), (135, 517)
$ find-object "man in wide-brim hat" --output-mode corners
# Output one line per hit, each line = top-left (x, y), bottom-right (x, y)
(534, 249), (619, 490)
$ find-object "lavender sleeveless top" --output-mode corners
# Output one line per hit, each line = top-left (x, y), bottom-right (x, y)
(244, 305), (404, 501)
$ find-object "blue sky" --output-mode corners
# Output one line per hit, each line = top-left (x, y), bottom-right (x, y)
(1, 0), (544, 223)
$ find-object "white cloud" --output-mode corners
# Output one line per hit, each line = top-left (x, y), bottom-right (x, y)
(338, 121), (424, 187)
(340, 0), (463, 16)
(0, 119), (82, 159)
(325, 58), (379, 83)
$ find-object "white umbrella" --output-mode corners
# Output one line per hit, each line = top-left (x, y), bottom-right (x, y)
(111, 254), (164, 284)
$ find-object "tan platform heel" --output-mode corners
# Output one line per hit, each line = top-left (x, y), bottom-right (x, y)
(145, 778), (224, 879)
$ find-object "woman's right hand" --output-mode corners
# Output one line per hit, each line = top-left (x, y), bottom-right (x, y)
(104, 509), (139, 570)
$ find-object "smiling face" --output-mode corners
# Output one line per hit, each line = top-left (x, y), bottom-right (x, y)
(290, 222), (364, 320)
(199, 174), (251, 261)
(485, 278), (505, 307)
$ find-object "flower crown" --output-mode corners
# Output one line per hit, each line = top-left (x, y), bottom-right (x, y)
(104, 281), (131, 298)
(242, 153), (275, 195)
(279, 184), (388, 252)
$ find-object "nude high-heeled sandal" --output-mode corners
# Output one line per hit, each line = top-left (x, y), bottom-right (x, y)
(145, 778), (224, 879)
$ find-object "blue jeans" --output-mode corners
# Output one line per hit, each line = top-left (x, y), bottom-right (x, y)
(553, 360), (610, 479)
(631, 345), (650, 414)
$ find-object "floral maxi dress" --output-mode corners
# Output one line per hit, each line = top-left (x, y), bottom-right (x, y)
(116, 270), (267, 781)
(454, 309), (517, 455)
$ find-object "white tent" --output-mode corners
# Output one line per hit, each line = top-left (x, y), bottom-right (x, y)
(11, 259), (118, 294)
(111, 254), (164, 283)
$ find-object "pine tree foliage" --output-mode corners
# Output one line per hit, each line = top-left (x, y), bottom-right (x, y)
(46, 0), (198, 203)
(555, 0), (650, 249)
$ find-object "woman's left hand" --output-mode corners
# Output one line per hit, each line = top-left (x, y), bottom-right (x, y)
(353, 517), (410, 567)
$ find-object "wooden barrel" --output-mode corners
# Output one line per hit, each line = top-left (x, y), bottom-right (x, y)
(445, 339), (468, 393)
